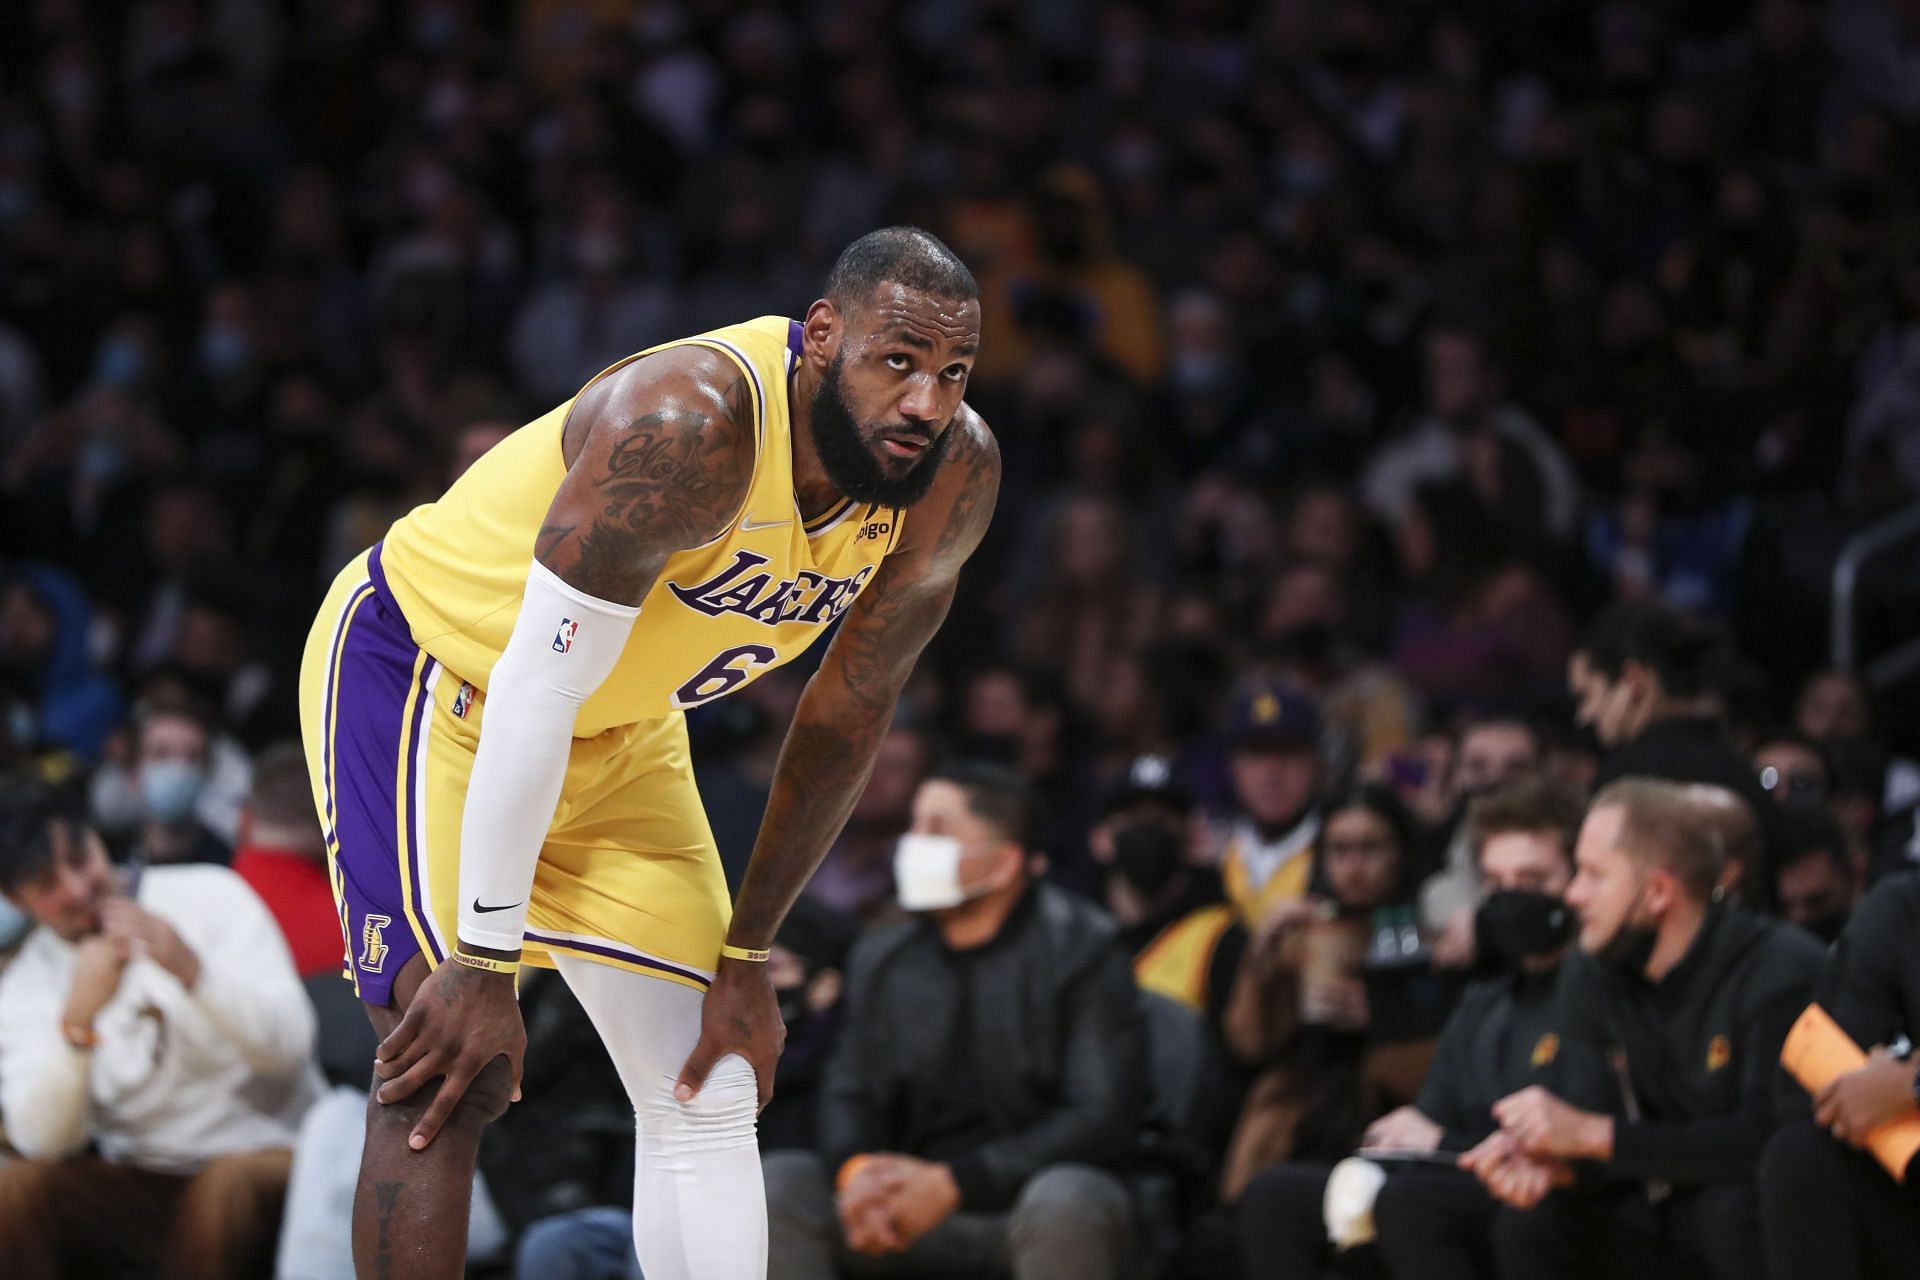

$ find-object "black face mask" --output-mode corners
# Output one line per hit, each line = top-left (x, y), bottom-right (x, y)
(1597, 892), (1660, 976)
(1800, 911), (1848, 946)
(1475, 890), (1574, 965)
(1112, 822), (1184, 899)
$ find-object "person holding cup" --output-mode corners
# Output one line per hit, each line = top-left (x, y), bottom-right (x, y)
(1217, 784), (1455, 1201)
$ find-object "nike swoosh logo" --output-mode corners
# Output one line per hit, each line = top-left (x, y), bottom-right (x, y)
(471, 899), (523, 914)
(738, 516), (792, 532)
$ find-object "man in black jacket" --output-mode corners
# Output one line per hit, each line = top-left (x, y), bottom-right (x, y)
(1759, 871), (1920, 1279)
(1573, 602), (1783, 904)
(763, 762), (1148, 1280)
(1236, 778), (1583, 1280)
(1462, 778), (1823, 1280)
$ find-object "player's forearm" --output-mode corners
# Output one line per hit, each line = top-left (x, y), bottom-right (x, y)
(726, 688), (894, 948)
(457, 561), (640, 951)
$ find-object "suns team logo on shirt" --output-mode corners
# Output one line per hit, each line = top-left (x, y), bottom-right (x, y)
(1706, 1034), (1732, 1072)
(1531, 1033), (1560, 1068)
(552, 618), (579, 654)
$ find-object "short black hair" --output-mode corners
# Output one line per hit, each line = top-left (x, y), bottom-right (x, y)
(929, 760), (1044, 852)
(1582, 600), (1729, 699)
(0, 774), (90, 894)
(825, 227), (978, 311)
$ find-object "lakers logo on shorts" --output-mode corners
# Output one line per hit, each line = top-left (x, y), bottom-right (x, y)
(360, 914), (392, 973)
(1706, 1033), (1732, 1072)
(1531, 1033), (1560, 1068)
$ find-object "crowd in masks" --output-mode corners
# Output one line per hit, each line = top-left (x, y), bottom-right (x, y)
(6, 1), (1920, 1278)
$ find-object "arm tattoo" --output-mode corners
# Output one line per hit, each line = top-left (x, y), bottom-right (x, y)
(538, 372), (752, 603)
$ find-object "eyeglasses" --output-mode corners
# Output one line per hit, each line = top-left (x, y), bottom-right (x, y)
(1757, 766), (1825, 800)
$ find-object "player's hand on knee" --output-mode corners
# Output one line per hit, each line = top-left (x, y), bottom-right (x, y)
(374, 959), (527, 1149)
(674, 954), (784, 1109)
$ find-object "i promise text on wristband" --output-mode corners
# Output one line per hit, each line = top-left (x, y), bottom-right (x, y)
(452, 949), (519, 975)
(720, 943), (771, 963)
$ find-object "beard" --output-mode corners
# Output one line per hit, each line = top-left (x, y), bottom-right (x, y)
(808, 353), (956, 508)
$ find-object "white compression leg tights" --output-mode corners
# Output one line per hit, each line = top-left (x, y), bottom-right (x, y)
(552, 953), (767, 1280)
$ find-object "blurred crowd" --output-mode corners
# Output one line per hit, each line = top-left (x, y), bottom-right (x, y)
(5, 0), (1920, 1277)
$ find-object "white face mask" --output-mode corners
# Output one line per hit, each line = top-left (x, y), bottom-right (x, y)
(894, 833), (972, 912)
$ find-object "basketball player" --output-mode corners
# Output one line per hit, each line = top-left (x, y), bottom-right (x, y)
(297, 228), (996, 1280)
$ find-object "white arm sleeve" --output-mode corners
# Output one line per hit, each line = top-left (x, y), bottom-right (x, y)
(456, 559), (640, 951)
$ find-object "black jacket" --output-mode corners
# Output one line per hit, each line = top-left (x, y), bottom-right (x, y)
(1555, 909), (1824, 1188)
(1415, 963), (1567, 1152)
(1814, 871), (1920, 1186)
(819, 884), (1149, 1212)
(1819, 871), (1920, 1053)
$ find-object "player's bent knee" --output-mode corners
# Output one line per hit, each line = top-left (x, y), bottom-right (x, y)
(366, 1056), (515, 1139)
(644, 1054), (757, 1152)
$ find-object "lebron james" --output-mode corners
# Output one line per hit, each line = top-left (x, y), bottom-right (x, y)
(298, 227), (996, 1279)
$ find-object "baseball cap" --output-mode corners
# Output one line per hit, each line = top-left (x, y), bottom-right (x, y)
(1227, 679), (1320, 751)
(1099, 754), (1194, 820)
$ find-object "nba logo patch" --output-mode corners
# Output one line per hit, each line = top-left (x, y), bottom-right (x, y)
(451, 682), (474, 719)
(552, 618), (579, 654)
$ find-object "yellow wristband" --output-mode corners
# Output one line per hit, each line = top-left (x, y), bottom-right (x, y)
(451, 950), (519, 975)
(720, 943), (771, 963)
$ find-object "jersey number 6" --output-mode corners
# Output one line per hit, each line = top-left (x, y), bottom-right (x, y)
(670, 643), (779, 709)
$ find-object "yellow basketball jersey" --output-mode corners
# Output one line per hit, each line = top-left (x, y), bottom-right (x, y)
(378, 316), (903, 737)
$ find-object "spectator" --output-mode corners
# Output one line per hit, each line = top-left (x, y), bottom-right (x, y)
(1460, 778), (1824, 1280)
(0, 565), (123, 762)
(1389, 480), (1574, 714)
(230, 741), (339, 979)
(1418, 714), (1546, 965)
(1794, 668), (1920, 815)
(1238, 778), (1585, 1280)
(507, 189), (678, 408)
(1258, 555), (1424, 770)
(1362, 320), (1580, 543)
(1752, 726), (1831, 812)
(763, 762), (1147, 1280)
(1216, 679), (1329, 929)
(1109, 810), (1247, 1032)
(1218, 784), (1455, 1200)
(1771, 807), (1860, 944)
(1576, 600), (1782, 875)
(123, 696), (232, 867)
(0, 776), (317, 1280)
(1760, 868), (1920, 1279)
